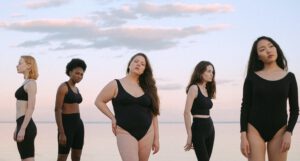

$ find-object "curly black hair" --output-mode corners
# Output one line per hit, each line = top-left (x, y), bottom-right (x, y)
(66, 58), (87, 76)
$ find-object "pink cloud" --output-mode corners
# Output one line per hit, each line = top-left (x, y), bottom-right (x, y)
(2, 18), (95, 32)
(136, 2), (234, 16)
(1, 18), (230, 50)
(25, 0), (70, 9)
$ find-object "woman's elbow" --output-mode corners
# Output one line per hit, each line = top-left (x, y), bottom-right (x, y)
(95, 100), (104, 109)
(54, 106), (62, 113)
(183, 111), (190, 118)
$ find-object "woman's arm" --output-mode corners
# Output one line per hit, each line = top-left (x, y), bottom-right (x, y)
(17, 80), (37, 142)
(286, 73), (299, 132)
(183, 85), (197, 151)
(240, 75), (252, 157)
(54, 84), (67, 144)
(240, 75), (252, 132)
(281, 73), (299, 152)
(95, 80), (117, 134)
(152, 115), (159, 154)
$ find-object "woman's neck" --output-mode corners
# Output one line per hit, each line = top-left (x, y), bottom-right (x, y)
(126, 74), (139, 84)
(23, 71), (29, 79)
(198, 82), (207, 88)
(263, 62), (281, 72)
(68, 79), (76, 87)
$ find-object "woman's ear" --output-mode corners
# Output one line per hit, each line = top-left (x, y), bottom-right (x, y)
(26, 64), (32, 71)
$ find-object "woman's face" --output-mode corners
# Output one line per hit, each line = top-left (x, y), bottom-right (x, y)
(16, 58), (29, 74)
(257, 39), (278, 64)
(69, 67), (84, 83)
(128, 55), (146, 75)
(201, 65), (214, 83)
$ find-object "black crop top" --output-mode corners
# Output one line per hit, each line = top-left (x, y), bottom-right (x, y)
(63, 82), (82, 104)
(240, 72), (299, 132)
(191, 85), (213, 115)
(15, 85), (28, 101)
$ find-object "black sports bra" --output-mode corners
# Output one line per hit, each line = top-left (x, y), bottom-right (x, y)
(63, 82), (82, 104)
(191, 85), (213, 115)
(15, 85), (28, 101)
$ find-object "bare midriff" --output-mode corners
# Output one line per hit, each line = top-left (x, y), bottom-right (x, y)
(62, 103), (80, 114)
(16, 100), (27, 119)
(193, 115), (210, 118)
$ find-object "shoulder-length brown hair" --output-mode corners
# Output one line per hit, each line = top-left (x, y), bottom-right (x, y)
(186, 61), (216, 99)
(21, 55), (39, 80)
(126, 53), (160, 115)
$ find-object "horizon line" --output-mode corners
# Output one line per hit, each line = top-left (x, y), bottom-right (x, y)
(1, 121), (300, 124)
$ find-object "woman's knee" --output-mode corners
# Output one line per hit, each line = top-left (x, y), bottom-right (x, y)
(71, 149), (82, 161)
(57, 154), (68, 161)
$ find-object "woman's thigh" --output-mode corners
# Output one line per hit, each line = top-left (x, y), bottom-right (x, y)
(116, 126), (139, 161)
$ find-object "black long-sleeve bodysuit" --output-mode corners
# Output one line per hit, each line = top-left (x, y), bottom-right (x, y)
(240, 72), (299, 142)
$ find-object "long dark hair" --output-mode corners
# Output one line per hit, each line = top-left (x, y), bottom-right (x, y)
(126, 53), (160, 115)
(186, 61), (216, 99)
(246, 36), (288, 75)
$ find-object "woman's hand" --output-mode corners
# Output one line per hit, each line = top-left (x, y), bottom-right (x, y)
(184, 135), (193, 151)
(13, 129), (17, 141)
(240, 133), (251, 158)
(152, 136), (160, 154)
(16, 129), (25, 142)
(281, 131), (292, 152)
(58, 133), (67, 145)
(111, 117), (117, 136)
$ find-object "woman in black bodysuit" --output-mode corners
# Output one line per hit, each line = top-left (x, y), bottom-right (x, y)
(240, 36), (299, 161)
(183, 61), (216, 161)
(55, 58), (87, 161)
(95, 53), (160, 161)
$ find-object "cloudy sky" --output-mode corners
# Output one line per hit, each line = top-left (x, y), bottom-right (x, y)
(1, 0), (299, 122)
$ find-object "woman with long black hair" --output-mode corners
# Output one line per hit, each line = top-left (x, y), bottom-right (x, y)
(240, 36), (299, 161)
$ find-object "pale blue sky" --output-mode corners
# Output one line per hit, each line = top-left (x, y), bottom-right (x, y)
(0, 0), (299, 122)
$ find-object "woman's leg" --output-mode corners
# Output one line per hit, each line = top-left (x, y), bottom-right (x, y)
(192, 118), (211, 161)
(57, 154), (68, 161)
(57, 135), (71, 161)
(193, 139), (209, 161)
(17, 119), (37, 161)
(267, 126), (287, 161)
(138, 124), (154, 161)
(116, 126), (139, 161)
(247, 124), (266, 161)
(70, 119), (84, 161)
(206, 125), (215, 159)
(22, 157), (34, 161)
(71, 149), (82, 161)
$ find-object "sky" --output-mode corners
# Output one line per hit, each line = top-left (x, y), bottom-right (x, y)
(0, 0), (299, 123)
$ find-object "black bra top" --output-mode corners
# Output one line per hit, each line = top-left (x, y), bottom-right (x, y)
(191, 85), (213, 115)
(63, 82), (82, 104)
(15, 85), (28, 101)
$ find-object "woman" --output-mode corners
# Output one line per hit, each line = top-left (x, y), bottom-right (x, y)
(55, 58), (87, 161)
(240, 36), (299, 161)
(95, 53), (160, 161)
(14, 55), (38, 161)
(184, 61), (216, 161)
